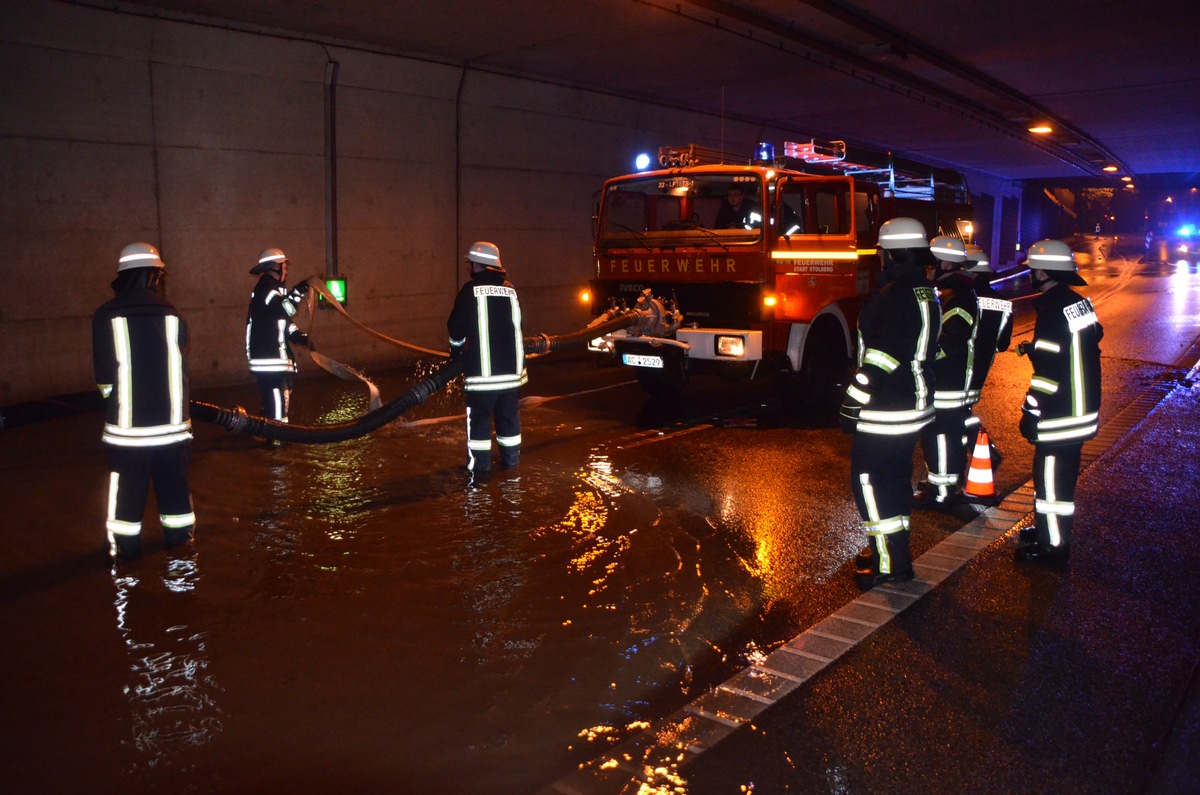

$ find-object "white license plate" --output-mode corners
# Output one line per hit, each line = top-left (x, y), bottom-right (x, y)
(622, 353), (664, 368)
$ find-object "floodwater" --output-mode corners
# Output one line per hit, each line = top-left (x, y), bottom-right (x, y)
(3, 238), (1189, 793)
(2, 353), (865, 794)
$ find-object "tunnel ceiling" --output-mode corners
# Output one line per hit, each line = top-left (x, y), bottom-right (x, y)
(91, 0), (1200, 186)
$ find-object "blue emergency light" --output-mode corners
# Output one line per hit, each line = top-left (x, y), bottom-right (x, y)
(754, 142), (775, 163)
(635, 152), (652, 171)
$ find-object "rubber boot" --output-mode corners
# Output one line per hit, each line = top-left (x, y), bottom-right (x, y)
(1014, 542), (1070, 570)
(855, 530), (914, 590)
(164, 524), (195, 549)
(109, 534), (142, 565)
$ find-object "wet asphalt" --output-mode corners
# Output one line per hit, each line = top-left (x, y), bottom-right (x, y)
(544, 346), (1200, 794)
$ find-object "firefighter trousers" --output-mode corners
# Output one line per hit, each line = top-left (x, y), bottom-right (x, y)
(465, 388), (521, 474)
(919, 406), (970, 499)
(105, 443), (196, 557)
(850, 426), (920, 537)
(1033, 443), (1082, 549)
(254, 372), (295, 422)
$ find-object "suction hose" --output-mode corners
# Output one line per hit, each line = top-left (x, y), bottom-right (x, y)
(192, 310), (640, 444)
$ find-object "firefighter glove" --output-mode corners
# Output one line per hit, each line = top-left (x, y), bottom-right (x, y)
(839, 398), (862, 435)
(1019, 407), (1039, 442)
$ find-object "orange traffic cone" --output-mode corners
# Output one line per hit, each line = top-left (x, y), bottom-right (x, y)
(963, 429), (997, 504)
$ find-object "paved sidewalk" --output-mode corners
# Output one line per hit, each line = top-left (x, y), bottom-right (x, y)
(546, 360), (1200, 794)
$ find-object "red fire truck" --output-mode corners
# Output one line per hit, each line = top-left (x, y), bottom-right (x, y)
(586, 140), (975, 396)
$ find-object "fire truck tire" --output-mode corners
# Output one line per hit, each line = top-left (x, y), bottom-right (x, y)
(635, 358), (688, 396)
(799, 321), (851, 388)
(776, 321), (850, 415)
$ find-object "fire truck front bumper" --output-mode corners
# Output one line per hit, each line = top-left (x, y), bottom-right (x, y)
(591, 328), (762, 367)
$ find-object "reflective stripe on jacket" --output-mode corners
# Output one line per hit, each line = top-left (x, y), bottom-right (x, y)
(966, 281), (1013, 403)
(847, 274), (941, 436)
(92, 290), (192, 447)
(448, 270), (528, 393)
(246, 275), (307, 374)
(1024, 284), (1103, 444)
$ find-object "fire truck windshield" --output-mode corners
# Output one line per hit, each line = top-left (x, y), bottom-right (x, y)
(599, 174), (764, 248)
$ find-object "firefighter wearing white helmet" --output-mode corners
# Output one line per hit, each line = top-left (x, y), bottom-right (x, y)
(448, 241), (527, 482)
(1015, 239), (1102, 568)
(842, 217), (941, 589)
(245, 247), (313, 425)
(961, 244), (1013, 457)
(912, 235), (979, 510)
(92, 242), (196, 562)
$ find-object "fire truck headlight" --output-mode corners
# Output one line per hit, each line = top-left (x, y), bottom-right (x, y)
(763, 294), (777, 308)
(716, 335), (746, 358)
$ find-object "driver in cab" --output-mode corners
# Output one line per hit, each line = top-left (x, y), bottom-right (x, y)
(714, 184), (762, 230)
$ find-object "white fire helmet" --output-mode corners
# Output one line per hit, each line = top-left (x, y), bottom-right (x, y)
(1027, 238), (1086, 285)
(964, 244), (992, 273)
(251, 247), (288, 275)
(930, 235), (967, 263)
(877, 217), (929, 249)
(117, 242), (166, 272)
(467, 241), (504, 271)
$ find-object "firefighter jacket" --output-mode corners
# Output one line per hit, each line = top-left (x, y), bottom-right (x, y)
(967, 275), (1013, 403)
(447, 268), (528, 392)
(246, 274), (309, 374)
(92, 288), (192, 448)
(930, 270), (979, 410)
(845, 263), (941, 436)
(1021, 283), (1103, 445)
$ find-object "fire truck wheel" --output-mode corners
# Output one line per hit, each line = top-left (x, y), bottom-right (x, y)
(799, 322), (850, 388)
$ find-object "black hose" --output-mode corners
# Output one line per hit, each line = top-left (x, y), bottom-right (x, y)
(191, 356), (466, 444)
(524, 311), (639, 356)
(193, 311), (641, 443)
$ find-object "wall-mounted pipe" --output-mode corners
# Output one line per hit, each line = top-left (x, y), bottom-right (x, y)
(324, 58), (340, 279)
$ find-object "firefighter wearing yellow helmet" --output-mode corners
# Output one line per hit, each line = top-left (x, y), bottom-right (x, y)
(842, 218), (941, 590)
(92, 242), (195, 562)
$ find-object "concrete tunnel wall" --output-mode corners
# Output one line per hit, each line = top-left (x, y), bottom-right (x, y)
(0, 0), (789, 406)
(1, 2), (1023, 408)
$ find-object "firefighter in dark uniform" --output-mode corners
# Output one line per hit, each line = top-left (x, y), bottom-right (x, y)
(841, 218), (941, 590)
(92, 242), (195, 562)
(913, 235), (978, 510)
(448, 241), (527, 481)
(961, 244), (1013, 460)
(245, 247), (311, 422)
(1015, 239), (1103, 568)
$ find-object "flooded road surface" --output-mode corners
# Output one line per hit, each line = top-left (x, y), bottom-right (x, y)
(3, 242), (1196, 793)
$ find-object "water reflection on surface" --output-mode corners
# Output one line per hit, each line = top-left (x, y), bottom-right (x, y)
(111, 554), (223, 785)
(1, 360), (842, 794)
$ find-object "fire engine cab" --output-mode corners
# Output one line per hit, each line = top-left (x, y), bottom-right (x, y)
(586, 139), (974, 396)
